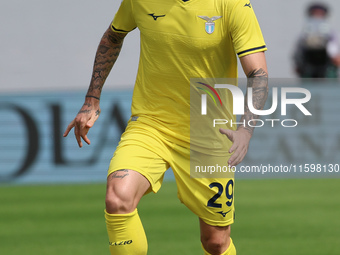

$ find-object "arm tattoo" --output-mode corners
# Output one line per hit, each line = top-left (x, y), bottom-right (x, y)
(87, 29), (126, 97)
(239, 68), (268, 135)
(111, 170), (129, 179)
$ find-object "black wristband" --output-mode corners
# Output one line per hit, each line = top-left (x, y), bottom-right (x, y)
(85, 95), (100, 100)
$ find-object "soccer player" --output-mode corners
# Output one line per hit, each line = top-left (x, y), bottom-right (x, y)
(64, 0), (268, 254)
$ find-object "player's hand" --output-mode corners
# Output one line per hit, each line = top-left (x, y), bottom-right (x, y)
(63, 99), (101, 148)
(219, 127), (252, 167)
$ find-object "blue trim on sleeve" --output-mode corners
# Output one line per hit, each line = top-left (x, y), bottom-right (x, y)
(237, 45), (267, 56)
(111, 25), (136, 33)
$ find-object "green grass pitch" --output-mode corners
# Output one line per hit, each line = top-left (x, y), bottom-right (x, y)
(0, 178), (339, 255)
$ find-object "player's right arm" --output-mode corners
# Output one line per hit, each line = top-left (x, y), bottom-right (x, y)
(63, 27), (127, 147)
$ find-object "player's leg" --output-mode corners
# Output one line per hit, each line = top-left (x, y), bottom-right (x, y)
(104, 119), (170, 255)
(105, 169), (150, 255)
(105, 117), (179, 254)
(200, 219), (236, 255)
(170, 146), (236, 255)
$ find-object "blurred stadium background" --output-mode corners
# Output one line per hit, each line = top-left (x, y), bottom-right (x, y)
(1, 0), (340, 254)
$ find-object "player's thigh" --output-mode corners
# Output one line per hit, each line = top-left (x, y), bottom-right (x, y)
(106, 169), (151, 213)
(106, 142), (169, 213)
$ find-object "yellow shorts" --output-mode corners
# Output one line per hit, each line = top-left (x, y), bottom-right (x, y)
(108, 117), (235, 227)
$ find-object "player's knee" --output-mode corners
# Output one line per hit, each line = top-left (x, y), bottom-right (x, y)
(105, 190), (135, 214)
(201, 236), (228, 255)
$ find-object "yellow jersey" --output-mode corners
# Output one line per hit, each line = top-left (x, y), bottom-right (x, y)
(111, 0), (267, 152)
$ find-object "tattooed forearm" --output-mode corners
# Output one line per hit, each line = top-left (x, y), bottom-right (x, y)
(239, 68), (268, 135)
(86, 28), (126, 97)
(111, 170), (129, 179)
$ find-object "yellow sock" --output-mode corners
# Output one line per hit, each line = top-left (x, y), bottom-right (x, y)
(202, 238), (236, 255)
(105, 209), (147, 255)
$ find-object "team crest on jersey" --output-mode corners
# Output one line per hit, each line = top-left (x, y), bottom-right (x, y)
(198, 16), (222, 34)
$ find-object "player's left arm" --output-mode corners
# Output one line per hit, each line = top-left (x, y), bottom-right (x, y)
(220, 52), (268, 166)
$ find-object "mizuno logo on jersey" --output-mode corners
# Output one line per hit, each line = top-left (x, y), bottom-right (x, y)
(148, 13), (166, 21)
(198, 16), (222, 34)
(244, 2), (252, 8)
(216, 210), (231, 217)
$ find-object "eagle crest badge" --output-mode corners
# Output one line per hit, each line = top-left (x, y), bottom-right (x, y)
(198, 16), (222, 34)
